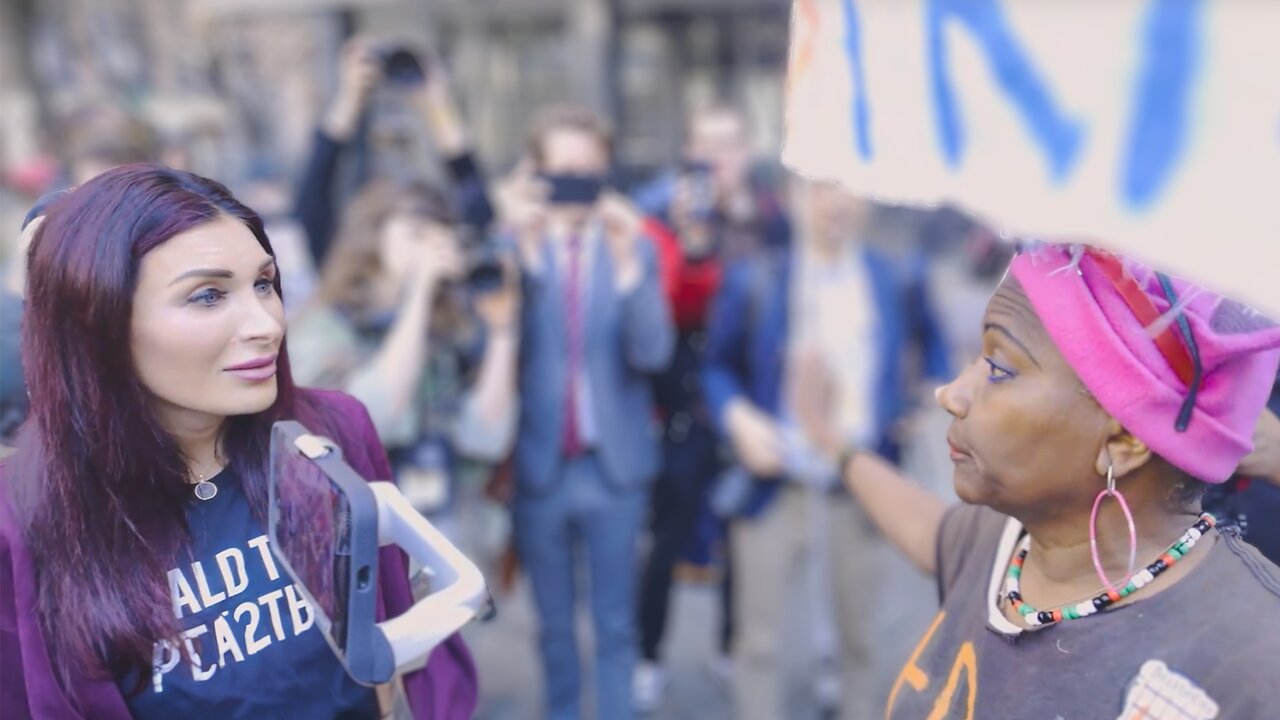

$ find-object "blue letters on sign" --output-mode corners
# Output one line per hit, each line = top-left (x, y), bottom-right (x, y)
(841, 0), (873, 160)
(926, 0), (1084, 182)
(1121, 0), (1204, 209)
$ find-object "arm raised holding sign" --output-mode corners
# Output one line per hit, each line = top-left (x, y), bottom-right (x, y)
(790, 350), (945, 574)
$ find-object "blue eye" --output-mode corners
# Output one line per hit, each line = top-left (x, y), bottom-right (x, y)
(188, 289), (227, 307)
(255, 278), (275, 295)
(984, 357), (1016, 383)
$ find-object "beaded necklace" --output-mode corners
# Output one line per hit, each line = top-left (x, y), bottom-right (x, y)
(1004, 513), (1215, 627)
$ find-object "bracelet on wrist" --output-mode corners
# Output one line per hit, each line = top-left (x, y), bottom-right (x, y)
(837, 445), (864, 480)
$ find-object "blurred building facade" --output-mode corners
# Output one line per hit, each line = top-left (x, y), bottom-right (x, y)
(431, 0), (789, 184)
(3, 0), (788, 199)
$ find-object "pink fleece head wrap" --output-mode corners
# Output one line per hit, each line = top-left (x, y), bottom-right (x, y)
(1009, 245), (1280, 483)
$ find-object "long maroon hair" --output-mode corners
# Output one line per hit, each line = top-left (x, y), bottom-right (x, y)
(6, 164), (333, 691)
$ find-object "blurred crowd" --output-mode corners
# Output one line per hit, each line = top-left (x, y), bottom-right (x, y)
(3, 22), (1277, 720)
(0, 35), (1001, 718)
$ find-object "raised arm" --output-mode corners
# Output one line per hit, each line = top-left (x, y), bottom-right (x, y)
(790, 350), (948, 574)
(841, 452), (947, 575)
(345, 238), (463, 445)
(408, 58), (496, 231)
(294, 38), (381, 266)
(599, 192), (675, 374)
(451, 261), (521, 462)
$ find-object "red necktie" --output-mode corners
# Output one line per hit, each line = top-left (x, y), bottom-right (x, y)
(562, 234), (585, 456)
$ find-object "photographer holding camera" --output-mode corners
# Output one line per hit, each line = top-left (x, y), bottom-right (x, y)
(293, 37), (496, 268)
(628, 102), (792, 711)
(287, 37), (516, 530)
(499, 105), (674, 720)
(288, 179), (520, 534)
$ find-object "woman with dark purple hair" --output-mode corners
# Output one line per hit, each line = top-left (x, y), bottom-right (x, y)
(0, 164), (477, 719)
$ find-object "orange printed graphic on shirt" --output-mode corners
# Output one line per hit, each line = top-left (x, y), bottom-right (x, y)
(885, 611), (978, 720)
(926, 641), (977, 720)
(886, 612), (944, 716)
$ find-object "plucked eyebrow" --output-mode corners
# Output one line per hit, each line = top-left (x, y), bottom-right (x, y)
(169, 258), (275, 287)
(984, 322), (1041, 369)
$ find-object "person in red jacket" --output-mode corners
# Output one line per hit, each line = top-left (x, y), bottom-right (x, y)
(630, 102), (791, 713)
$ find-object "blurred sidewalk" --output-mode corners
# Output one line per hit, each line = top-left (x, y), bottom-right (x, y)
(466, 579), (735, 720)
(463, 547), (941, 720)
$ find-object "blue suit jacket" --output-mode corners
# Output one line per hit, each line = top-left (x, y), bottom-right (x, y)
(515, 236), (675, 494)
(702, 245), (950, 516)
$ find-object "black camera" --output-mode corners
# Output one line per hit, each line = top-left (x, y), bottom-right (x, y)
(455, 226), (506, 294)
(377, 46), (427, 87)
(465, 247), (505, 294)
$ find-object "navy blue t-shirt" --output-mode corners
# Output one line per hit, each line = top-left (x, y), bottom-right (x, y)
(119, 468), (378, 719)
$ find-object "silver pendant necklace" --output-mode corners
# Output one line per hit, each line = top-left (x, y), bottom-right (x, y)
(193, 473), (218, 501)
(191, 462), (223, 502)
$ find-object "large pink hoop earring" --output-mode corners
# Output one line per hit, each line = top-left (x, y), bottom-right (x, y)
(1089, 464), (1138, 594)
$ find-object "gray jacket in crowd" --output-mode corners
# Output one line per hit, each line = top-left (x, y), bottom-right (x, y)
(514, 236), (674, 493)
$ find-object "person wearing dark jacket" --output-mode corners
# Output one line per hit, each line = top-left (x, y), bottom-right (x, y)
(628, 102), (790, 712)
(0, 220), (33, 451)
(0, 286), (21, 450)
(1202, 376), (1280, 563)
(703, 179), (949, 720)
(0, 192), (72, 452)
(292, 38), (494, 271)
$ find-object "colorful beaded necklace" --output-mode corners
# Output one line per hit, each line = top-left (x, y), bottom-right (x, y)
(1004, 513), (1215, 627)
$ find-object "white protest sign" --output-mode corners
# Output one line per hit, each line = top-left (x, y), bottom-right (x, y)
(783, 0), (1280, 317)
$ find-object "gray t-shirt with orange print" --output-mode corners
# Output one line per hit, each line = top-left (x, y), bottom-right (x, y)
(885, 504), (1280, 720)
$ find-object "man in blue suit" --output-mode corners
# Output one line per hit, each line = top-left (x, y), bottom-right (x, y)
(507, 105), (675, 720)
(703, 178), (949, 720)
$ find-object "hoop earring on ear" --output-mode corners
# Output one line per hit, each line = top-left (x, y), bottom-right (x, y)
(1089, 464), (1138, 594)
